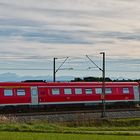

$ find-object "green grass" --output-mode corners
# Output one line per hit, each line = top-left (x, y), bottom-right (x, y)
(0, 116), (140, 136)
(63, 118), (140, 127)
(0, 132), (140, 140)
(0, 123), (140, 135)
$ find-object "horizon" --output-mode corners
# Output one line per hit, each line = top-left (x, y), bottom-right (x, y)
(0, 72), (139, 82)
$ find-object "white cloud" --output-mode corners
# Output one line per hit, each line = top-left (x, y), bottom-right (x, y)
(0, 0), (139, 78)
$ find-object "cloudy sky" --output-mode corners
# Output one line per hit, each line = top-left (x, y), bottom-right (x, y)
(0, 0), (140, 79)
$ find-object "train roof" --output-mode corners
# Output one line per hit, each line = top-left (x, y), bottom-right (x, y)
(0, 81), (138, 87)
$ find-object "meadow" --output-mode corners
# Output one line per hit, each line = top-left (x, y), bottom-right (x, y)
(0, 115), (140, 140)
(0, 132), (140, 140)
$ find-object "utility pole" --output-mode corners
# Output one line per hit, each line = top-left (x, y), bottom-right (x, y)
(53, 57), (69, 82)
(100, 52), (106, 118)
(53, 57), (57, 82)
(86, 52), (106, 118)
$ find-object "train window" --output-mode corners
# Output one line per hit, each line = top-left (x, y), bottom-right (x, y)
(17, 89), (26, 96)
(95, 88), (102, 94)
(64, 88), (72, 95)
(85, 88), (92, 94)
(75, 88), (82, 94)
(4, 89), (13, 96)
(52, 88), (60, 95)
(105, 88), (112, 94)
(133, 86), (139, 94)
(123, 88), (129, 94)
(32, 89), (38, 96)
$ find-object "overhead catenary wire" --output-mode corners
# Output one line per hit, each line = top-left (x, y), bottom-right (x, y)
(86, 55), (102, 71)
(0, 68), (139, 73)
(55, 57), (69, 73)
(0, 55), (139, 76)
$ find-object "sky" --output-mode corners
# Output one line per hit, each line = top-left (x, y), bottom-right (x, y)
(0, 0), (140, 80)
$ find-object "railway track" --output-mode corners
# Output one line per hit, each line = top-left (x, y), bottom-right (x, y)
(3, 108), (140, 122)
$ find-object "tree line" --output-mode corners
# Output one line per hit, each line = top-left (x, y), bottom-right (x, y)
(71, 77), (140, 82)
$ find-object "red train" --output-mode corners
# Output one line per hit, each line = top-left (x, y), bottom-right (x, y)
(0, 81), (140, 111)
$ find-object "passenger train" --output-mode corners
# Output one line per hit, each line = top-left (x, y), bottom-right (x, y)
(0, 81), (140, 111)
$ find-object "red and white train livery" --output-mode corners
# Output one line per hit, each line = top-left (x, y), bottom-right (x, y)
(0, 81), (139, 109)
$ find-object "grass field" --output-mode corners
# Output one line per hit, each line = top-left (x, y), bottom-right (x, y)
(0, 123), (140, 136)
(0, 116), (140, 139)
(0, 132), (140, 140)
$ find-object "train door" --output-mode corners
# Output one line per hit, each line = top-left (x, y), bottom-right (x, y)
(31, 86), (38, 105)
(133, 86), (139, 101)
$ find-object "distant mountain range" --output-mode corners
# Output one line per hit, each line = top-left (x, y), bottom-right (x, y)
(0, 72), (135, 82)
(0, 72), (75, 82)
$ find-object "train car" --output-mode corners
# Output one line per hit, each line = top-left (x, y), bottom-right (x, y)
(38, 82), (140, 108)
(0, 81), (139, 112)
